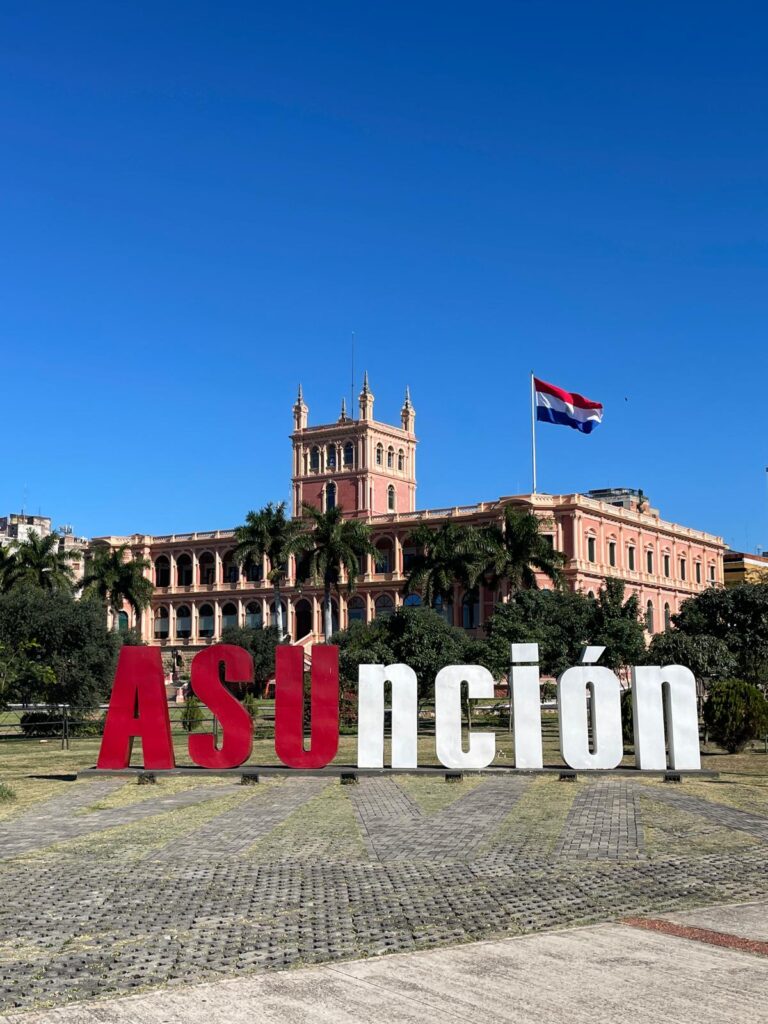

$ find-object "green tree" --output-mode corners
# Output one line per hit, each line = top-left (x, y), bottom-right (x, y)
(297, 504), (377, 640)
(483, 588), (595, 680)
(181, 695), (204, 733)
(0, 546), (18, 594)
(220, 624), (284, 697)
(334, 606), (488, 710)
(79, 544), (153, 628)
(703, 679), (768, 753)
(673, 584), (768, 688)
(402, 522), (485, 608)
(12, 531), (76, 592)
(591, 579), (646, 675)
(644, 631), (736, 683)
(0, 586), (118, 705)
(480, 505), (565, 592)
(233, 503), (306, 639)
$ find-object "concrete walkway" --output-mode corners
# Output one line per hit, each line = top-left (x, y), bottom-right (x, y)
(2, 901), (766, 1023)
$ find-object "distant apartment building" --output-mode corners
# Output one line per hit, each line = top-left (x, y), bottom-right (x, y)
(723, 550), (768, 587)
(0, 513), (88, 586)
(94, 377), (725, 663)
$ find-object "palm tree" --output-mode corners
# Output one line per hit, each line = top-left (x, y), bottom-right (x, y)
(233, 503), (306, 639)
(0, 546), (18, 594)
(480, 504), (565, 594)
(12, 531), (76, 591)
(402, 521), (486, 611)
(297, 504), (377, 640)
(80, 544), (154, 628)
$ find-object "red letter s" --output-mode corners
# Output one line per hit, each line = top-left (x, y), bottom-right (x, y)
(188, 645), (254, 769)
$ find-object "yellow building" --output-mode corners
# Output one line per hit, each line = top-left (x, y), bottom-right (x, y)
(723, 550), (768, 587)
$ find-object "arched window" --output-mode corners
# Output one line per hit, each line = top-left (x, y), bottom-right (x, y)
(645, 600), (654, 632)
(462, 592), (480, 629)
(154, 556), (170, 588)
(348, 595), (366, 623)
(326, 482), (336, 510)
(680, 557), (687, 581)
(387, 446), (394, 468)
(695, 561), (702, 584)
(587, 590), (595, 599)
(608, 541), (616, 567)
(222, 552), (239, 585)
(663, 553), (671, 578)
(177, 554), (193, 587)
(627, 545), (636, 571)
(117, 610), (129, 633)
(154, 607), (169, 639)
(646, 549), (654, 573)
(176, 605), (191, 639)
(199, 552), (216, 585)
(709, 563), (716, 583)
(397, 449), (404, 471)
(245, 602), (262, 629)
(374, 594), (395, 619)
(376, 443), (383, 466)
(310, 446), (320, 471)
(664, 602), (671, 630)
(222, 602), (238, 631)
(270, 600), (287, 627)
(587, 536), (596, 562)
(374, 539), (393, 574)
(327, 444), (337, 468)
(387, 485), (396, 512)
(404, 594), (421, 607)
(434, 594), (453, 625)
(344, 442), (354, 467)
(244, 558), (263, 583)
(199, 603), (215, 638)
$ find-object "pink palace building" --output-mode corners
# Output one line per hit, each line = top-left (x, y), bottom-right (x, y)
(96, 376), (725, 665)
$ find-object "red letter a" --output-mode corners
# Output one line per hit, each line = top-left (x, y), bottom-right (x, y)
(188, 645), (254, 769)
(274, 645), (339, 769)
(97, 647), (175, 770)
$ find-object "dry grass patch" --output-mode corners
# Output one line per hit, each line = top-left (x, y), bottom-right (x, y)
(393, 774), (484, 814)
(244, 783), (366, 862)
(481, 776), (583, 856)
(640, 793), (759, 858)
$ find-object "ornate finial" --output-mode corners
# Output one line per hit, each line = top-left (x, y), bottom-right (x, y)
(403, 385), (412, 408)
(296, 383), (304, 403)
(340, 397), (347, 419)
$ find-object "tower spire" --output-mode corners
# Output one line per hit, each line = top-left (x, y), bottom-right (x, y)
(293, 383), (308, 430)
(401, 384), (415, 431)
(359, 370), (374, 420)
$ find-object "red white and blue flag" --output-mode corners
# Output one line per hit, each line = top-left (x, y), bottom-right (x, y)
(534, 377), (603, 434)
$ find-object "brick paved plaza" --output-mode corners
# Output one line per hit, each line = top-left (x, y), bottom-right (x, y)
(1, 771), (768, 1012)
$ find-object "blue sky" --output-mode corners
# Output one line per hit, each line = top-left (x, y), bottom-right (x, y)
(1, 2), (766, 550)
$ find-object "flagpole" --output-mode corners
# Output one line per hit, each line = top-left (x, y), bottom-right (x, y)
(530, 371), (537, 494)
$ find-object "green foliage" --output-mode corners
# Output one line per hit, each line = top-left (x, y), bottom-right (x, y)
(220, 624), (283, 696)
(335, 606), (488, 705)
(19, 710), (62, 736)
(0, 782), (15, 803)
(242, 692), (258, 720)
(620, 688), (634, 746)
(644, 631), (736, 682)
(0, 586), (118, 706)
(483, 580), (645, 679)
(703, 679), (768, 753)
(181, 695), (204, 733)
(80, 544), (153, 620)
(481, 505), (566, 591)
(233, 502), (307, 587)
(673, 585), (768, 688)
(7, 531), (77, 592)
(402, 521), (485, 606)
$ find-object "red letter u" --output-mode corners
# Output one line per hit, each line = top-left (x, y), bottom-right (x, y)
(274, 645), (339, 769)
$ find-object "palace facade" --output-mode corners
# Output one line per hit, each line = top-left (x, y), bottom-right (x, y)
(95, 377), (725, 666)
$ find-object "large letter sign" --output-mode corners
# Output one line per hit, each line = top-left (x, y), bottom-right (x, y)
(435, 665), (496, 770)
(631, 664), (701, 770)
(357, 664), (418, 769)
(97, 647), (175, 769)
(97, 642), (703, 774)
(188, 645), (254, 769)
(274, 644), (339, 769)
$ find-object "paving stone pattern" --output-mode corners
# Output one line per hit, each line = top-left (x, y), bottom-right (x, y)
(1, 776), (768, 1011)
(555, 780), (643, 859)
(639, 783), (768, 842)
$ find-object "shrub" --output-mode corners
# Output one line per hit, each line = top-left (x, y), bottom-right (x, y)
(181, 696), (204, 733)
(242, 692), (258, 720)
(620, 689), (634, 746)
(703, 679), (768, 753)
(0, 782), (16, 803)
(20, 709), (61, 737)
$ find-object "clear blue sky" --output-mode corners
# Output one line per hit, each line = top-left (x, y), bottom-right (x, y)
(2, 2), (766, 550)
